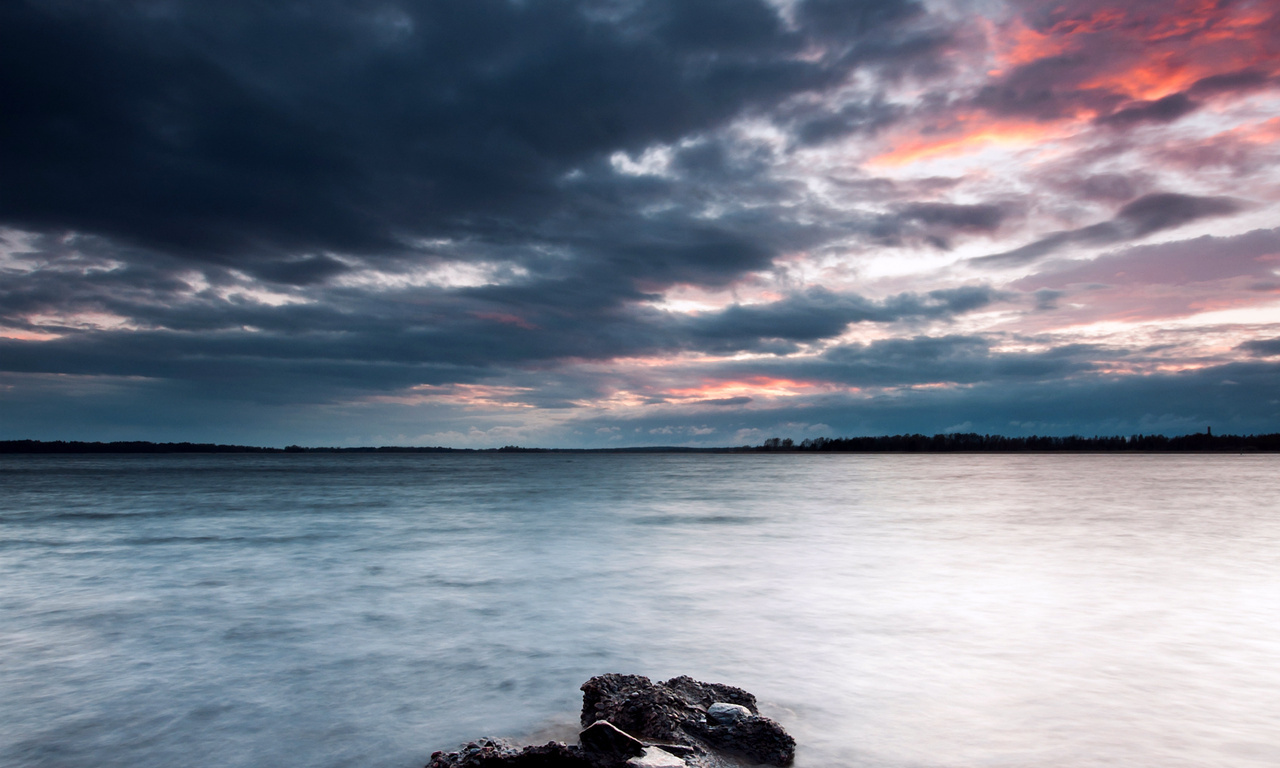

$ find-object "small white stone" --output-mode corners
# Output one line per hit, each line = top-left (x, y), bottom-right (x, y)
(627, 747), (686, 768)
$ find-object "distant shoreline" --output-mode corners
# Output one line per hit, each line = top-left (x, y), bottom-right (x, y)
(3, 432), (1278, 454)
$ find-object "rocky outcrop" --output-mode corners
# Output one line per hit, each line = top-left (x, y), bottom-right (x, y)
(426, 739), (596, 768)
(428, 675), (795, 768)
(580, 674), (794, 767)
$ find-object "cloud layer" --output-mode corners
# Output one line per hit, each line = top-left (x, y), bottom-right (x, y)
(1, 0), (1279, 445)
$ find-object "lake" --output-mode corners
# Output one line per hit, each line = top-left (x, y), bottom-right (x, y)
(2, 453), (1278, 768)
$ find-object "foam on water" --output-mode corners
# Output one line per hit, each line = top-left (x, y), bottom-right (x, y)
(2, 454), (1278, 768)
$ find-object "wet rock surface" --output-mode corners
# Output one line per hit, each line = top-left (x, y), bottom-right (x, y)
(427, 675), (795, 768)
(427, 739), (597, 768)
(579, 721), (645, 758)
(581, 674), (795, 768)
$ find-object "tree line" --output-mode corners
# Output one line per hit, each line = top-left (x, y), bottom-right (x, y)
(749, 432), (1280, 452)
(3, 432), (1279, 453)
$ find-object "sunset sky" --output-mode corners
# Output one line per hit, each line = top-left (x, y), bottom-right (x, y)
(2, 0), (1279, 447)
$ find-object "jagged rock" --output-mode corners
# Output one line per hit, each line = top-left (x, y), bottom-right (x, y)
(661, 677), (757, 712)
(580, 674), (691, 743)
(580, 674), (794, 767)
(705, 704), (751, 725)
(695, 716), (795, 767)
(427, 739), (597, 768)
(626, 747), (686, 768)
(580, 720), (645, 757)
(428, 675), (794, 768)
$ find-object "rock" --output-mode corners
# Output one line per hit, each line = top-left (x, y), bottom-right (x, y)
(426, 739), (597, 768)
(662, 677), (757, 712)
(626, 747), (686, 768)
(579, 674), (691, 743)
(697, 716), (796, 767)
(580, 674), (794, 767)
(705, 703), (751, 725)
(428, 675), (795, 768)
(580, 720), (645, 757)
(649, 745), (695, 757)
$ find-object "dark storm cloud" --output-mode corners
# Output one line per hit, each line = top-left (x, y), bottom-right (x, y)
(1066, 173), (1146, 202)
(1095, 93), (1197, 128)
(0, 0), (971, 403)
(797, 0), (921, 38)
(1237, 338), (1280, 357)
(0, 0), (926, 266)
(645, 334), (1102, 392)
(0, 330), (493, 405)
(973, 193), (1244, 267)
(583, 221), (779, 290)
(808, 334), (1099, 386)
(0, 0), (978, 420)
(1117, 194), (1244, 237)
(1090, 70), (1275, 129)
(681, 285), (1005, 353)
(789, 99), (903, 146)
(844, 199), (1017, 250)
(973, 54), (1126, 121)
(0, 0), (964, 415)
(0, 242), (1005, 401)
(250, 255), (353, 286)
(1187, 69), (1274, 97)
(2, 218), (996, 397)
(899, 202), (1007, 231)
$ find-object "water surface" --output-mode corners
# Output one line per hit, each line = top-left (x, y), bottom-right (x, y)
(2, 454), (1277, 768)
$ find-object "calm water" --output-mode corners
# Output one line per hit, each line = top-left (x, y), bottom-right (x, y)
(1, 454), (1278, 768)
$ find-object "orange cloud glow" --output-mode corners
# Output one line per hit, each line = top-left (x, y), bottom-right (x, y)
(371, 383), (542, 408)
(985, 13), (1114, 75)
(873, 1), (1278, 168)
(1236, 116), (1280, 144)
(870, 113), (1072, 166)
(663, 376), (846, 401)
(1044, 1), (1278, 101)
(0, 327), (62, 341)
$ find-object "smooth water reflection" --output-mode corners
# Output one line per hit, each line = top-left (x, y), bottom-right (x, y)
(1, 454), (1278, 768)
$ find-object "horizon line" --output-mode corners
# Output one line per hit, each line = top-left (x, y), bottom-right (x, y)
(3, 431), (1278, 454)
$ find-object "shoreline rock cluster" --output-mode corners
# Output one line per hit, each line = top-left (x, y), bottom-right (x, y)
(427, 674), (795, 768)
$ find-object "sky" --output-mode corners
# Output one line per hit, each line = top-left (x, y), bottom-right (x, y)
(1, 0), (1279, 448)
